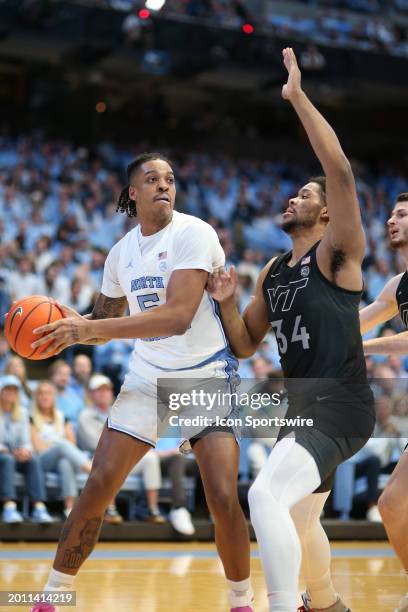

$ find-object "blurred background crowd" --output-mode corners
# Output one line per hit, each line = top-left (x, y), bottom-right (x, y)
(87, 0), (408, 56)
(0, 132), (407, 527)
(0, 0), (407, 527)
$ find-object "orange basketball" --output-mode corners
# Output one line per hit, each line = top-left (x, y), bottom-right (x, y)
(4, 295), (64, 360)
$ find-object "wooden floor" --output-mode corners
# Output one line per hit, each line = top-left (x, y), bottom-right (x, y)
(0, 541), (405, 611)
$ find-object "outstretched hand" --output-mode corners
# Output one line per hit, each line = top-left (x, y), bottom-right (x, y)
(282, 47), (302, 102)
(207, 267), (238, 302)
(31, 302), (93, 357)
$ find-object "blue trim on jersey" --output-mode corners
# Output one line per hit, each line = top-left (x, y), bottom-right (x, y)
(208, 294), (228, 348)
(138, 346), (239, 375)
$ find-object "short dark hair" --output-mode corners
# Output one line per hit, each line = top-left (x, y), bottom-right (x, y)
(397, 192), (408, 203)
(116, 152), (172, 217)
(309, 176), (326, 205)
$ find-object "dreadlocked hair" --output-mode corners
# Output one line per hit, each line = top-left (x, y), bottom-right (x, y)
(116, 152), (173, 218)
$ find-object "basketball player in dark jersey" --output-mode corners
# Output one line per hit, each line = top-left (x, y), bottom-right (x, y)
(360, 192), (408, 612)
(208, 48), (375, 612)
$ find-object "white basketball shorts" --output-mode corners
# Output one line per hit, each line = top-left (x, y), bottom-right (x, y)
(107, 347), (240, 449)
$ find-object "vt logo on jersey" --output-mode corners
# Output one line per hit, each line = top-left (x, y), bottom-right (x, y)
(131, 276), (165, 291)
(267, 278), (309, 313)
(399, 302), (408, 328)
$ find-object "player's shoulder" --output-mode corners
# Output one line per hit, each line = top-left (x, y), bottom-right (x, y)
(253, 256), (280, 293)
(172, 211), (218, 236)
(260, 255), (283, 280)
(387, 271), (405, 290)
(390, 271), (407, 293)
(379, 272), (406, 301)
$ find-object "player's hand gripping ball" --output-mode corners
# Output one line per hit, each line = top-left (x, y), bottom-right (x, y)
(4, 295), (65, 360)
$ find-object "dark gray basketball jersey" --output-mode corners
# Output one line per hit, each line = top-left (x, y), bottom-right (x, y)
(396, 272), (408, 329)
(262, 242), (367, 381)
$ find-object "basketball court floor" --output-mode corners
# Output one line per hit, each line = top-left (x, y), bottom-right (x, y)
(0, 541), (405, 611)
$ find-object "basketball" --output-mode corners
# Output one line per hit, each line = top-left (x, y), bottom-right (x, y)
(4, 296), (64, 360)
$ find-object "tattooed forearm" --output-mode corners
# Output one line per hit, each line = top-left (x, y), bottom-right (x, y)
(90, 294), (128, 320)
(61, 516), (103, 571)
(80, 294), (128, 345)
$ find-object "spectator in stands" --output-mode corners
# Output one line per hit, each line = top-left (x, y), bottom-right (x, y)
(8, 254), (42, 301)
(300, 44), (326, 70)
(374, 394), (402, 436)
(31, 381), (92, 518)
(0, 333), (11, 372)
(39, 262), (70, 305)
(93, 339), (134, 394)
(48, 360), (85, 424)
(390, 394), (408, 437)
(247, 438), (276, 478)
(385, 354), (408, 379)
(33, 235), (54, 274)
(88, 247), (107, 291)
(70, 354), (93, 404)
(65, 277), (94, 314)
(0, 274), (11, 327)
(78, 374), (165, 524)
(366, 257), (393, 302)
(332, 441), (383, 521)
(372, 363), (401, 400)
(155, 437), (199, 535)
(332, 391), (402, 521)
(4, 355), (35, 409)
(235, 265), (256, 310)
(0, 375), (53, 523)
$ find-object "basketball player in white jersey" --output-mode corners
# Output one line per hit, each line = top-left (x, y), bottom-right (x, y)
(360, 192), (408, 612)
(30, 153), (253, 612)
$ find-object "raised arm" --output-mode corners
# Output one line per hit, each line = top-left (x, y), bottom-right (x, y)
(31, 268), (208, 356)
(360, 274), (401, 334)
(207, 263), (272, 358)
(282, 48), (364, 260)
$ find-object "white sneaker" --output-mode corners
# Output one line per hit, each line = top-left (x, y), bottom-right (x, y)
(169, 507), (195, 535)
(395, 593), (408, 611)
(366, 505), (382, 522)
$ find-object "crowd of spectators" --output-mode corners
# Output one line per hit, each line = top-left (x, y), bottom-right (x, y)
(64, 0), (408, 57)
(296, 0), (408, 14)
(263, 9), (408, 56)
(160, 1), (408, 57)
(0, 131), (407, 523)
(0, 358), (198, 534)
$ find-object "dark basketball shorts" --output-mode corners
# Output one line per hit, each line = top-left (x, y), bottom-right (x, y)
(189, 424), (237, 448)
(278, 387), (376, 493)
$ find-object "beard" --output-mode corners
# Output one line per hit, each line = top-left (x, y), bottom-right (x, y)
(281, 215), (319, 234)
(389, 236), (408, 250)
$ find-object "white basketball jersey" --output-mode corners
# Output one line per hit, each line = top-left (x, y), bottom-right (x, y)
(101, 211), (228, 371)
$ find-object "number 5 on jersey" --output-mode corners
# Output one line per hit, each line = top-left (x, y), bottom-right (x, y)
(137, 293), (160, 311)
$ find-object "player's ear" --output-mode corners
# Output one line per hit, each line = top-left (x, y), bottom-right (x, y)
(320, 206), (329, 223)
(128, 185), (137, 202)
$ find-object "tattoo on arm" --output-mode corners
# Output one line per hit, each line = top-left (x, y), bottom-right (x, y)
(91, 295), (128, 320)
(82, 294), (128, 345)
(59, 518), (74, 544)
(70, 321), (80, 343)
